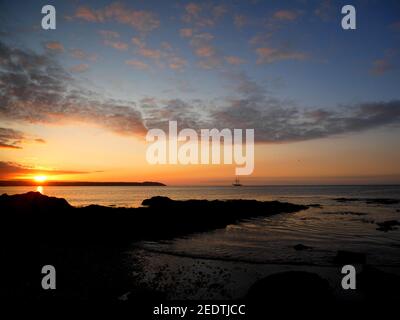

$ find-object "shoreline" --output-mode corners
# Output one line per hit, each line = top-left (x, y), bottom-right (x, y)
(131, 248), (400, 300)
(1, 191), (400, 305)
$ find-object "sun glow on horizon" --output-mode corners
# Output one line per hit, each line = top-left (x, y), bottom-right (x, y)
(34, 175), (47, 183)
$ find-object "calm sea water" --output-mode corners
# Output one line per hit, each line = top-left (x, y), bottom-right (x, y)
(2, 185), (400, 266)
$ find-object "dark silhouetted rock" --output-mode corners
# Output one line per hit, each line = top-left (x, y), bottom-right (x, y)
(246, 271), (332, 309)
(293, 243), (313, 251)
(333, 251), (366, 265)
(0, 191), (71, 213)
(1, 192), (309, 245)
(359, 266), (400, 302)
(322, 211), (367, 216)
(366, 198), (400, 205)
(334, 197), (361, 202)
(307, 203), (323, 208)
(376, 220), (400, 232)
(333, 197), (400, 205)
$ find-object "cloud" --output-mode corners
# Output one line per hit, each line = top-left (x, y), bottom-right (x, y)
(131, 37), (187, 70)
(225, 56), (245, 65)
(0, 127), (24, 149)
(234, 15), (247, 28)
(44, 41), (64, 52)
(371, 59), (393, 75)
(0, 161), (91, 179)
(0, 40), (146, 137)
(125, 59), (149, 70)
(2, 41), (399, 147)
(195, 46), (215, 57)
(69, 63), (89, 73)
(185, 3), (201, 16)
(99, 30), (120, 38)
(249, 33), (272, 47)
(212, 5), (227, 18)
(74, 2), (160, 33)
(169, 57), (187, 70)
(99, 30), (128, 50)
(103, 40), (128, 50)
(131, 39), (153, 58)
(137, 47), (161, 59)
(214, 74), (400, 142)
(0, 127), (46, 149)
(143, 71), (400, 144)
(256, 47), (307, 64)
(75, 6), (99, 22)
(390, 21), (400, 31)
(187, 32), (222, 69)
(314, 0), (335, 21)
(70, 48), (97, 61)
(182, 3), (226, 28)
(273, 10), (299, 21)
(370, 51), (397, 75)
(180, 28), (193, 38)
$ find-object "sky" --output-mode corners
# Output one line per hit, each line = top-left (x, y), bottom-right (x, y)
(0, 0), (399, 185)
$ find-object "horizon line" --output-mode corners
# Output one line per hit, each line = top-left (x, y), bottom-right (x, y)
(1, 180), (400, 187)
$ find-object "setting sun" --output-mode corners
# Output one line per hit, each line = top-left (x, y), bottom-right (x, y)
(34, 175), (47, 183)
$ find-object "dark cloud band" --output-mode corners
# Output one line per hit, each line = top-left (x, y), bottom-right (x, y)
(1, 40), (399, 145)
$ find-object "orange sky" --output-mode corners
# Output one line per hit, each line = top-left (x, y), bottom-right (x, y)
(2, 122), (400, 185)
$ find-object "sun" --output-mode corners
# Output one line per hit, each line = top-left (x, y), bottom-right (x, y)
(34, 175), (47, 183)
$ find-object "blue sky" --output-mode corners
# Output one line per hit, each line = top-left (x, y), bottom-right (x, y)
(2, 0), (399, 107)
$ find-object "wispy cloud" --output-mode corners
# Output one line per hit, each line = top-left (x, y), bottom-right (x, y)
(187, 32), (222, 69)
(256, 47), (307, 64)
(98, 29), (120, 38)
(370, 50), (397, 75)
(104, 40), (128, 50)
(390, 21), (400, 31)
(314, 0), (335, 21)
(169, 57), (187, 70)
(0, 161), (91, 179)
(273, 10), (300, 21)
(131, 37), (187, 70)
(142, 71), (400, 143)
(74, 2), (160, 33)
(225, 56), (245, 65)
(69, 63), (89, 73)
(98, 29), (128, 50)
(0, 127), (24, 149)
(2, 40), (399, 146)
(234, 15), (247, 28)
(180, 28), (193, 38)
(0, 41), (146, 137)
(125, 59), (149, 70)
(0, 127), (45, 149)
(371, 59), (393, 75)
(182, 2), (226, 28)
(70, 48), (97, 61)
(44, 41), (64, 52)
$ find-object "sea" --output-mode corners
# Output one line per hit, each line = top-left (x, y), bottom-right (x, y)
(2, 185), (400, 268)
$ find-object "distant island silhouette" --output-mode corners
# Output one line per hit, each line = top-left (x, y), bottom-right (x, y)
(0, 180), (166, 186)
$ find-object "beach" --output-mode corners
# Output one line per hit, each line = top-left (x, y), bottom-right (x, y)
(1, 185), (400, 307)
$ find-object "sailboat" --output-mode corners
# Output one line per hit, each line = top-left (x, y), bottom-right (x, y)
(232, 176), (242, 187)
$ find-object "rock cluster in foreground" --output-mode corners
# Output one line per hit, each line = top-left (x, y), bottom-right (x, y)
(0, 192), (308, 243)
